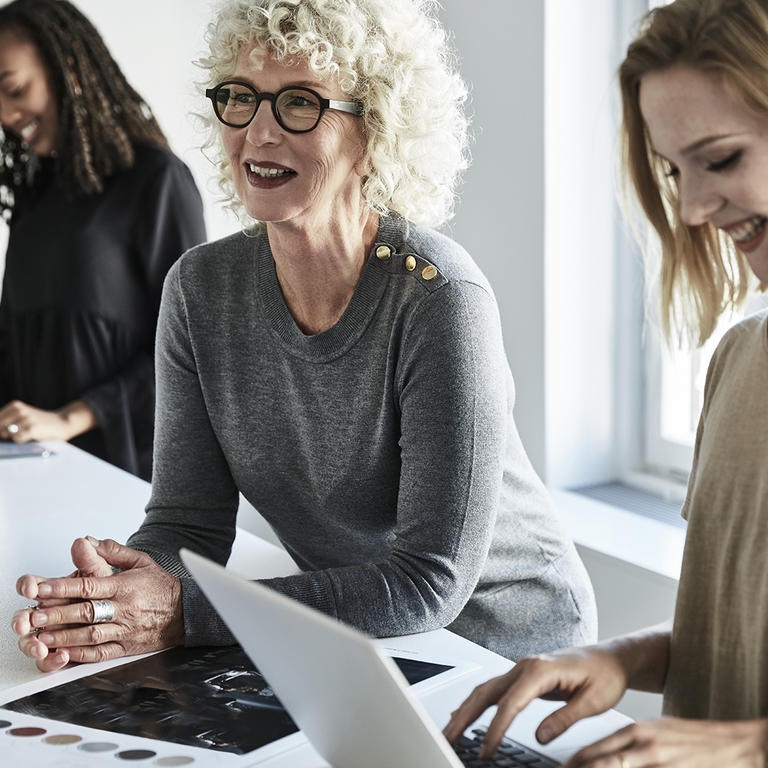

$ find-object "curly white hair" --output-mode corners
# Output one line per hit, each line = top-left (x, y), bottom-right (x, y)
(198, 0), (470, 228)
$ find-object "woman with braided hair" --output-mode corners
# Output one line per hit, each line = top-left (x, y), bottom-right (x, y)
(0, 0), (206, 479)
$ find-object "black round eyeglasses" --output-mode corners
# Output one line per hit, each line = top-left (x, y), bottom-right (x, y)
(205, 81), (363, 133)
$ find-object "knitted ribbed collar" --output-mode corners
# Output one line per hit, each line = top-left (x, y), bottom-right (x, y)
(255, 213), (411, 362)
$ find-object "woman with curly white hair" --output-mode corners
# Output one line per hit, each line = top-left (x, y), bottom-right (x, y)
(13, 0), (596, 672)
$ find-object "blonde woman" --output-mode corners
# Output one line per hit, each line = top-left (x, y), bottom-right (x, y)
(445, 1), (768, 765)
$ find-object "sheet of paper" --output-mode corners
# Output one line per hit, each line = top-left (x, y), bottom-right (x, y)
(1, 645), (461, 764)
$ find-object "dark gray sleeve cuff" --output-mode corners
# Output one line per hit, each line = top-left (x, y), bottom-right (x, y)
(180, 576), (236, 647)
(129, 545), (236, 647)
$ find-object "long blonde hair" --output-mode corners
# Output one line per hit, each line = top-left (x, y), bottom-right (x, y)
(619, 0), (768, 345)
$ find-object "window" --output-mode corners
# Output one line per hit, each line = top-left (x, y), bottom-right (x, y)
(644, 296), (768, 483)
(644, 313), (734, 481)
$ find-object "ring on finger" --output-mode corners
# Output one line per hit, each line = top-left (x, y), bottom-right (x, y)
(618, 753), (630, 768)
(24, 604), (45, 633)
(7, 423), (19, 435)
(89, 599), (115, 624)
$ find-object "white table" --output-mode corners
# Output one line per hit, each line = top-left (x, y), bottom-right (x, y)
(0, 442), (630, 766)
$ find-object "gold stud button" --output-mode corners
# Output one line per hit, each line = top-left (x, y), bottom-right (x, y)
(376, 245), (391, 260)
(404, 255), (417, 272)
(422, 265), (438, 281)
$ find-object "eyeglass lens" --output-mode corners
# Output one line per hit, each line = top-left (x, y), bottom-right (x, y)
(212, 83), (323, 131)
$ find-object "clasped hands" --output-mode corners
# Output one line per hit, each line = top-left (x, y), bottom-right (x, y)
(12, 536), (184, 672)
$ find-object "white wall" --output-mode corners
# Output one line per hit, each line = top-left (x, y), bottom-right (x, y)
(72, 0), (237, 241)
(545, 0), (620, 488)
(437, 2), (548, 477)
(576, 545), (676, 719)
(438, 1), (646, 491)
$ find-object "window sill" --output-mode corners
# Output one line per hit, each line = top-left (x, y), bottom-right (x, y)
(550, 488), (685, 582)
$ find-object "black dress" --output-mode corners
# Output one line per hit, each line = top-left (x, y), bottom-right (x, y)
(0, 143), (207, 480)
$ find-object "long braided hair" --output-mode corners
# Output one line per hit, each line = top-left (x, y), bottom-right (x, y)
(0, 0), (169, 222)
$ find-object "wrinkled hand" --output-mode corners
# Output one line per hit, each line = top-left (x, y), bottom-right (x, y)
(565, 717), (768, 768)
(12, 537), (184, 672)
(443, 647), (629, 759)
(0, 399), (88, 442)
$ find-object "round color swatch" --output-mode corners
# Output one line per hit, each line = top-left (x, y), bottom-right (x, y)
(78, 741), (119, 753)
(44, 734), (82, 745)
(155, 758), (196, 766)
(9, 726), (47, 737)
(117, 749), (157, 761)
(0, 720), (11, 729)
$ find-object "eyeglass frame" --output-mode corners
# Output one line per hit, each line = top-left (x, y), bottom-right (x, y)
(205, 80), (364, 133)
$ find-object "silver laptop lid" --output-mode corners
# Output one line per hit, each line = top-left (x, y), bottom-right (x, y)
(180, 549), (463, 768)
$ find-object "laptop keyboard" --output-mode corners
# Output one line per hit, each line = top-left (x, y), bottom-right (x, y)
(453, 728), (560, 767)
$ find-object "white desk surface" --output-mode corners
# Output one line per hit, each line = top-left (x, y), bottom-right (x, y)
(0, 442), (629, 766)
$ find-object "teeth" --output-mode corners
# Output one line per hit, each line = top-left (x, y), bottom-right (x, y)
(727, 215), (767, 243)
(20, 121), (38, 141)
(248, 164), (290, 178)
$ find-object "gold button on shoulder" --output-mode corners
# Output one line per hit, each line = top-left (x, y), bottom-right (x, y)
(404, 255), (417, 271)
(375, 245), (391, 260)
(422, 265), (438, 281)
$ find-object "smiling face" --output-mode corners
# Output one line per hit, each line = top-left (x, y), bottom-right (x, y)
(220, 46), (366, 232)
(0, 29), (59, 157)
(639, 64), (768, 283)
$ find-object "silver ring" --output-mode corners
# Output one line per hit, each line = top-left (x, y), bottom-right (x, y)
(7, 423), (19, 434)
(89, 599), (115, 624)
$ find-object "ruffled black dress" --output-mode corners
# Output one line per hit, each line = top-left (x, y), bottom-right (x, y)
(0, 144), (206, 480)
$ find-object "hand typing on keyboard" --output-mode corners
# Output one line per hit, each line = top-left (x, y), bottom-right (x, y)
(452, 728), (558, 767)
(442, 647), (630, 761)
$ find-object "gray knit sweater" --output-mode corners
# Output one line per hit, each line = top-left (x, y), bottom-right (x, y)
(128, 213), (596, 660)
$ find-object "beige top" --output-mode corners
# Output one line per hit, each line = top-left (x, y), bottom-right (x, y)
(664, 309), (768, 719)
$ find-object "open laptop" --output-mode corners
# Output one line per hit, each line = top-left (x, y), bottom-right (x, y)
(180, 548), (560, 768)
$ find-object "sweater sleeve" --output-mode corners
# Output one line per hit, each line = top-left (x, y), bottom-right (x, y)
(258, 280), (509, 637)
(127, 260), (240, 645)
(79, 156), (206, 477)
